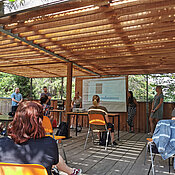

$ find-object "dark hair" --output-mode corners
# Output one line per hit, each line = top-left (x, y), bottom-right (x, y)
(92, 95), (100, 107)
(43, 86), (47, 89)
(8, 101), (45, 144)
(156, 85), (162, 93)
(40, 94), (48, 104)
(128, 91), (134, 103)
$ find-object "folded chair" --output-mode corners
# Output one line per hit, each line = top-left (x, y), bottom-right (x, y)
(0, 162), (48, 175)
(144, 138), (172, 175)
(84, 109), (110, 151)
(144, 138), (156, 175)
(42, 116), (67, 163)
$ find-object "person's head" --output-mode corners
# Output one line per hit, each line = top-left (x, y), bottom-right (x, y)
(128, 91), (133, 98)
(75, 91), (79, 98)
(92, 95), (100, 107)
(15, 87), (20, 94)
(8, 101), (45, 144)
(156, 86), (162, 94)
(40, 94), (48, 105)
(43, 86), (47, 93)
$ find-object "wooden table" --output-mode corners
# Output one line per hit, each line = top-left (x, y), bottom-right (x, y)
(0, 115), (13, 136)
(50, 109), (65, 125)
(67, 112), (120, 140)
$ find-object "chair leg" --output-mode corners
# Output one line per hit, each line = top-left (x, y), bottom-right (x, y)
(84, 127), (90, 150)
(91, 130), (94, 144)
(149, 143), (155, 175)
(144, 143), (149, 165)
(105, 130), (110, 151)
(59, 140), (67, 164)
(168, 157), (170, 173)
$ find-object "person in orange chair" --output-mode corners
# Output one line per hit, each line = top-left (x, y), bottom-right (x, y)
(0, 101), (82, 175)
(89, 95), (117, 146)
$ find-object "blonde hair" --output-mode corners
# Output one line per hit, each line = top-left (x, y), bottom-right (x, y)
(92, 95), (100, 107)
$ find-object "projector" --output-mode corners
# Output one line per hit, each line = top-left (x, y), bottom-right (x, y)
(73, 108), (86, 112)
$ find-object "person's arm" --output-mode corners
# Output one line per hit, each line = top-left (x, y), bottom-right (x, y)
(79, 97), (82, 108)
(152, 98), (163, 112)
(151, 99), (155, 112)
(46, 96), (51, 105)
(134, 98), (138, 106)
(105, 114), (109, 123)
(46, 93), (51, 104)
(18, 94), (23, 104)
(11, 94), (19, 103)
(71, 98), (75, 108)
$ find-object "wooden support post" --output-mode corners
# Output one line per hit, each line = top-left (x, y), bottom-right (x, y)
(61, 77), (64, 100)
(66, 62), (72, 137)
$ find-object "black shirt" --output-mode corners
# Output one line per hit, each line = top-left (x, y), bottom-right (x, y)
(0, 136), (59, 175)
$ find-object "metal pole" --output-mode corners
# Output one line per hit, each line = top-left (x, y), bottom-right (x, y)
(30, 78), (32, 98)
(146, 75), (149, 133)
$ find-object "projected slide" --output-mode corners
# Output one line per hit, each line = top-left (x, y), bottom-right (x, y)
(82, 77), (127, 112)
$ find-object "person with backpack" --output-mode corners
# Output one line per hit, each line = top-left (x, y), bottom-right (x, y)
(89, 95), (117, 146)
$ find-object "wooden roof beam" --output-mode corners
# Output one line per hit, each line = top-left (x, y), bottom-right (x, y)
(0, 26), (100, 77)
(97, 4), (137, 55)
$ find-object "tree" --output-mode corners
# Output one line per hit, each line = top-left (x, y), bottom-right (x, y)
(0, 72), (30, 98)
(128, 74), (175, 102)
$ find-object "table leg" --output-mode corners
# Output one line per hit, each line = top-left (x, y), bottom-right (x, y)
(118, 115), (120, 141)
(76, 115), (78, 136)
(112, 116), (114, 125)
(59, 112), (62, 125)
(81, 115), (83, 127)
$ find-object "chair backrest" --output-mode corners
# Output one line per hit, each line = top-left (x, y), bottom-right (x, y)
(42, 116), (53, 134)
(0, 163), (48, 175)
(88, 109), (107, 126)
(88, 113), (106, 125)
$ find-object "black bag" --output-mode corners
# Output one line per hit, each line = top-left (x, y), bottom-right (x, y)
(77, 125), (82, 132)
(99, 131), (111, 146)
(56, 122), (68, 139)
(148, 142), (159, 154)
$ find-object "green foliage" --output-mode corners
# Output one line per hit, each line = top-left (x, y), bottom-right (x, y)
(0, 72), (30, 98)
(0, 72), (174, 102)
(128, 74), (175, 102)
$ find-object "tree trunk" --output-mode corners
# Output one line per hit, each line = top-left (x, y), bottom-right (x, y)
(0, 1), (4, 16)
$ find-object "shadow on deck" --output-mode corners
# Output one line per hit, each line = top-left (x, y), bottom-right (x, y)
(59, 128), (175, 175)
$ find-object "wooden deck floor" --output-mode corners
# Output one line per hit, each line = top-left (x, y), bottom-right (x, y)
(59, 128), (175, 175)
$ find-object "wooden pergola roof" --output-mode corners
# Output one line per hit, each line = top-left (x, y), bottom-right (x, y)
(0, 0), (175, 78)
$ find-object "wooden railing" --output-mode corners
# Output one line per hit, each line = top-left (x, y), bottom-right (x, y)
(0, 98), (174, 133)
(50, 100), (174, 133)
(0, 98), (11, 114)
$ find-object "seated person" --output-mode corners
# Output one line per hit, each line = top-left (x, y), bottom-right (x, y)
(40, 94), (53, 123)
(171, 103), (175, 120)
(89, 95), (117, 146)
(0, 101), (82, 175)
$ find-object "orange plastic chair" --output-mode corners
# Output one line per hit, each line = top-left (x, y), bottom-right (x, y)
(42, 116), (67, 163)
(84, 111), (109, 151)
(0, 162), (48, 175)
